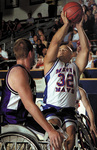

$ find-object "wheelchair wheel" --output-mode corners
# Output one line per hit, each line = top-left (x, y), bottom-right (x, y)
(0, 132), (42, 150)
(80, 114), (97, 147)
(78, 120), (95, 150)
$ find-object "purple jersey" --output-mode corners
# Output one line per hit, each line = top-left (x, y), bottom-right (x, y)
(1, 64), (36, 124)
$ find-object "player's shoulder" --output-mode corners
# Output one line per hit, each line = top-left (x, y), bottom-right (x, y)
(9, 65), (28, 79)
(11, 65), (24, 72)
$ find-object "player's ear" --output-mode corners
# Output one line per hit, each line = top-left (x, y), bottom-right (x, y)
(28, 50), (32, 58)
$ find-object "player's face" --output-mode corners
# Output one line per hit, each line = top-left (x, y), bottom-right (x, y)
(57, 45), (72, 63)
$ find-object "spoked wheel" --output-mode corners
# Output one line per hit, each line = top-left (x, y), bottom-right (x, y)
(0, 132), (42, 150)
(81, 114), (97, 148)
(78, 127), (91, 150)
(77, 120), (95, 150)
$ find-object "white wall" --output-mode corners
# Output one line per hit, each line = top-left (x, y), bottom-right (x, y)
(0, 0), (68, 21)
(1, 0), (97, 22)
(1, 1), (48, 21)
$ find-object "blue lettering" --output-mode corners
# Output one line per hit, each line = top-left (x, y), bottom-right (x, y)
(70, 68), (72, 72)
(66, 68), (69, 72)
(56, 87), (61, 92)
(62, 67), (65, 72)
(71, 89), (74, 94)
(56, 68), (61, 74)
(67, 88), (71, 92)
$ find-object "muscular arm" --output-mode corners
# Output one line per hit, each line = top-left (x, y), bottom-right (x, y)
(79, 87), (97, 136)
(75, 21), (89, 76)
(8, 67), (63, 148)
(44, 12), (70, 75)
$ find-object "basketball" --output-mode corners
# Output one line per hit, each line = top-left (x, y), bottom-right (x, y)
(63, 2), (83, 23)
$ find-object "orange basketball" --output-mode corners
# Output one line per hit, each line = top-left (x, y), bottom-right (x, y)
(63, 2), (83, 23)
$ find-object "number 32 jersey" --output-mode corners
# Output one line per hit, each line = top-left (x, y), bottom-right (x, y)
(43, 59), (79, 108)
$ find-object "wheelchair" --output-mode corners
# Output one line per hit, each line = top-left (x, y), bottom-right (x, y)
(0, 118), (50, 150)
(0, 111), (97, 150)
(73, 113), (97, 150)
(0, 106), (57, 150)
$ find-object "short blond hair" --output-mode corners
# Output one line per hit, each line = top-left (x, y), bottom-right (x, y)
(13, 38), (33, 59)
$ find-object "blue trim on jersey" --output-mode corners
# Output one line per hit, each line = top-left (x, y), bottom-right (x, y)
(43, 59), (59, 103)
(45, 59), (59, 78)
(43, 86), (48, 103)
(43, 61), (79, 107)
(42, 103), (66, 111)
(43, 73), (50, 103)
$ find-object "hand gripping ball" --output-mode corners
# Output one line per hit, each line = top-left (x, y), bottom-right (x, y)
(63, 2), (83, 23)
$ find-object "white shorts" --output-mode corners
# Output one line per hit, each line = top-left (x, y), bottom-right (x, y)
(46, 114), (76, 129)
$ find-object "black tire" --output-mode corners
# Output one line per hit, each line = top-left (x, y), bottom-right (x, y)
(77, 119), (95, 150)
(81, 114), (97, 147)
(0, 132), (42, 150)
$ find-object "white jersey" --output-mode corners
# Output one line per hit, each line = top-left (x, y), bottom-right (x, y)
(86, 60), (93, 68)
(43, 59), (79, 108)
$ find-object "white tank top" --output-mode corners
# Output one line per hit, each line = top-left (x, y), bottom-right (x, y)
(43, 59), (79, 108)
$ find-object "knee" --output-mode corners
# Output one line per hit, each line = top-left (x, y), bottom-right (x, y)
(48, 119), (61, 127)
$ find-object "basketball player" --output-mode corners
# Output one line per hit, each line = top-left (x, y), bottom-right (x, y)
(76, 87), (97, 136)
(42, 11), (89, 150)
(0, 38), (64, 149)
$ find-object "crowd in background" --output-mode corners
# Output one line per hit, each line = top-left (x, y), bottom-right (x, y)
(1, 11), (35, 39)
(29, 0), (97, 70)
(0, 0), (97, 70)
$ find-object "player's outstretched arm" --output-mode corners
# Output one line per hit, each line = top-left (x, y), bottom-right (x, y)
(44, 12), (70, 75)
(75, 18), (90, 76)
(9, 67), (64, 149)
(79, 87), (97, 136)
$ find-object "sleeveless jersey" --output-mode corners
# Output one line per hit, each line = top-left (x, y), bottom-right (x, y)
(1, 64), (36, 124)
(43, 59), (79, 109)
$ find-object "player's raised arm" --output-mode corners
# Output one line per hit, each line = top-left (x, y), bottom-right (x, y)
(79, 87), (97, 136)
(75, 19), (90, 76)
(44, 12), (70, 75)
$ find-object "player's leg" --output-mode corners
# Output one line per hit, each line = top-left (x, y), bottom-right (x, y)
(66, 125), (76, 150)
(48, 118), (62, 127)
(48, 118), (76, 150)
(47, 117), (63, 150)
(62, 121), (76, 150)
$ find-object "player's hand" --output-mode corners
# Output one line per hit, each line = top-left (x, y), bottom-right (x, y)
(76, 15), (84, 28)
(61, 11), (70, 26)
(48, 129), (64, 149)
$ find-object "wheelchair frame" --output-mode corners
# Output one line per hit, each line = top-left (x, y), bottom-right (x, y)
(74, 113), (97, 150)
(0, 124), (49, 150)
(0, 112), (97, 150)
